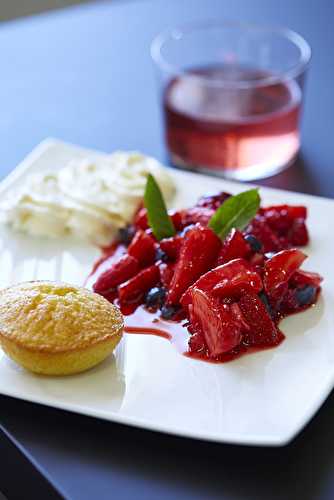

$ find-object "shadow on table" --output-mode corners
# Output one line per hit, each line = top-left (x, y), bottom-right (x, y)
(257, 154), (324, 197)
(2, 386), (334, 500)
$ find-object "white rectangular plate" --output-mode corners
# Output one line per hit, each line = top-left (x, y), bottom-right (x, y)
(0, 139), (333, 447)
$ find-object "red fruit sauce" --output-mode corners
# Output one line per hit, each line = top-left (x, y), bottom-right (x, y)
(87, 254), (285, 364)
(86, 243), (305, 364)
(87, 195), (321, 364)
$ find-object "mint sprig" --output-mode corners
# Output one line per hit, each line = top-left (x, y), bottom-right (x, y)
(144, 174), (176, 240)
(208, 189), (260, 239)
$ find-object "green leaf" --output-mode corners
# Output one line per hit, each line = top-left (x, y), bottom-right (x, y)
(208, 188), (260, 240)
(144, 174), (176, 240)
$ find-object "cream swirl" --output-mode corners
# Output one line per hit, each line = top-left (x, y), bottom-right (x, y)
(1, 151), (175, 245)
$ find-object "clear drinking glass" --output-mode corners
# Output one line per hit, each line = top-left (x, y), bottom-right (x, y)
(151, 21), (311, 180)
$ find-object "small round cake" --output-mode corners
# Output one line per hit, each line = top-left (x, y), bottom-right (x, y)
(0, 281), (123, 375)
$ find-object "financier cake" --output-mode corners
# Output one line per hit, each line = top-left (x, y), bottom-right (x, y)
(0, 281), (123, 375)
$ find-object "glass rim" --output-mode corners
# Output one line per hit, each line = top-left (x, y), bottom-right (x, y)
(151, 20), (311, 88)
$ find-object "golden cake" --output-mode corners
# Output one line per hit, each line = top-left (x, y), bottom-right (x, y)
(0, 281), (123, 375)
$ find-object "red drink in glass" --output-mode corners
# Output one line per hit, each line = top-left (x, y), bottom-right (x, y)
(164, 65), (301, 179)
(151, 22), (310, 180)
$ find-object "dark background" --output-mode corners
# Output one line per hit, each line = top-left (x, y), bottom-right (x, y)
(0, 0), (333, 198)
(0, 1), (334, 499)
(0, 0), (90, 22)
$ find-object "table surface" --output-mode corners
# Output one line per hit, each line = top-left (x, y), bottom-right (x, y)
(0, 0), (334, 499)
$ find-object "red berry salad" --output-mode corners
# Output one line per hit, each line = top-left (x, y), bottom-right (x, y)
(91, 175), (323, 363)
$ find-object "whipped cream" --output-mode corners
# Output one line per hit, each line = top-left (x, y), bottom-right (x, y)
(1, 151), (175, 246)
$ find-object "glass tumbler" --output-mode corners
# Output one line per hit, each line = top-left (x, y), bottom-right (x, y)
(151, 21), (311, 180)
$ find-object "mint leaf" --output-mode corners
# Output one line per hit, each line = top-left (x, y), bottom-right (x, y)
(208, 188), (260, 239)
(144, 174), (176, 240)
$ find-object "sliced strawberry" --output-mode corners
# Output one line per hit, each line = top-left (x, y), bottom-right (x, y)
(279, 288), (300, 314)
(238, 293), (283, 346)
(188, 288), (244, 356)
(93, 254), (139, 293)
(181, 258), (262, 307)
(91, 243), (127, 280)
(245, 215), (282, 253)
(263, 249), (307, 299)
(118, 265), (160, 304)
(289, 219), (309, 246)
(180, 207), (215, 227)
(230, 303), (251, 332)
(159, 235), (182, 260)
(188, 330), (207, 354)
(166, 224), (221, 305)
(127, 229), (156, 267)
(213, 273), (262, 299)
(258, 205), (309, 248)
(159, 262), (176, 288)
(290, 270), (323, 288)
(168, 210), (184, 231)
(99, 289), (118, 303)
(134, 207), (149, 230)
(260, 205), (307, 223)
(216, 229), (251, 265)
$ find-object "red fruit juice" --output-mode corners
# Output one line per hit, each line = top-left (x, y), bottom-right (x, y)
(163, 65), (301, 177)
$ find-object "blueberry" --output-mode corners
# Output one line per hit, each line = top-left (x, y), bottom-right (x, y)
(259, 291), (274, 318)
(161, 304), (179, 320)
(145, 287), (166, 309)
(118, 225), (136, 245)
(244, 234), (262, 252)
(295, 285), (317, 306)
(155, 248), (169, 262)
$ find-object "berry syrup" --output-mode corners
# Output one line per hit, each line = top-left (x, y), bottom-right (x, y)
(86, 243), (284, 364)
(163, 65), (301, 177)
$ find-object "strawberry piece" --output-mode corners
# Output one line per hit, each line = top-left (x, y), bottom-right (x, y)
(134, 207), (149, 230)
(181, 258), (262, 307)
(93, 254), (139, 293)
(188, 288), (244, 356)
(118, 265), (159, 304)
(213, 272), (262, 299)
(258, 205), (309, 248)
(263, 249), (307, 299)
(289, 219), (309, 246)
(168, 210), (184, 231)
(196, 192), (231, 210)
(159, 235), (182, 260)
(260, 205), (307, 224)
(217, 229), (251, 265)
(99, 289), (118, 303)
(91, 243), (127, 279)
(159, 262), (175, 288)
(290, 270), (323, 288)
(166, 224), (221, 305)
(230, 303), (251, 332)
(279, 289), (299, 313)
(188, 330), (207, 354)
(238, 293), (283, 346)
(245, 215), (282, 253)
(180, 206), (215, 227)
(127, 229), (156, 267)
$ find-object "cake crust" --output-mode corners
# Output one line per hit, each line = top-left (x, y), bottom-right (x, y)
(0, 281), (124, 375)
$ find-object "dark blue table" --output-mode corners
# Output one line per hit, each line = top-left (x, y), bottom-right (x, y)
(1, 1), (334, 499)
